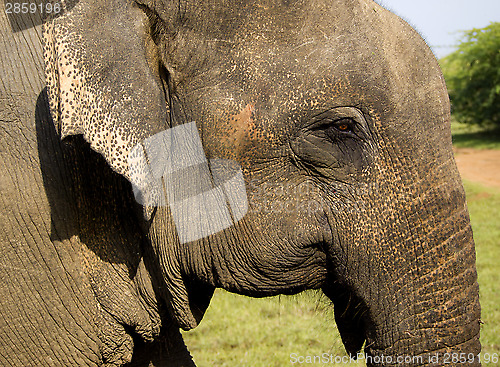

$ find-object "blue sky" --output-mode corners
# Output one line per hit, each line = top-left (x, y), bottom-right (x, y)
(375, 0), (500, 59)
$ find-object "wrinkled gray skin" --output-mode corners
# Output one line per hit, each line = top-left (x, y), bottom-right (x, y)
(0, 0), (481, 366)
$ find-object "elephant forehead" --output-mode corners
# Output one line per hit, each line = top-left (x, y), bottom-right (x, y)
(240, 4), (445, 134)
(200, 1), (436, 116)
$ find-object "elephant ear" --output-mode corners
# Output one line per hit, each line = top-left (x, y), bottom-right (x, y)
(43, 0), (211, 331)
(43, 0), (168, 182)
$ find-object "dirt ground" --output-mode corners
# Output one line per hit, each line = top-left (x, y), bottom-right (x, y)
(454, 148), (500, 190)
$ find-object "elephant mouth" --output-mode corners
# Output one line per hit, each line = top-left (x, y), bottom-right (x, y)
(322, 279), (369, 357)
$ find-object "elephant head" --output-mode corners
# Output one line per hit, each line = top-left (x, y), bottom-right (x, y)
(43, 0), (481, 364)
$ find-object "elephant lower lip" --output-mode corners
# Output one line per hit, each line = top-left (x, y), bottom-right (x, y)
(322, 281), (367, 357)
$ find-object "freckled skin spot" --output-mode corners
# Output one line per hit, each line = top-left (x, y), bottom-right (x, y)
(219, 103), (258, 155)
(229, 103), (255, 142)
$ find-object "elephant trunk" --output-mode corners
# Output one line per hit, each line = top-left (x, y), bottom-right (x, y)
(325, 166), (481, 366)
(365, 224), (481, 366)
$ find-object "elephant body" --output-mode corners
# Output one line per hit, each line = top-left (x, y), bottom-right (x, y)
(1, 1), (481, 366)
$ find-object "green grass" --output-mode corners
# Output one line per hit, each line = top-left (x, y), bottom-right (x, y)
(182, 183), (499, 367)
(451, 120), (500, 149)
(182, 291), (365, 366)
(463, 181), (500, 356)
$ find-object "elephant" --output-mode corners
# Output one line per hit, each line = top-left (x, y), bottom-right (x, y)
(0, 0), (481, 366)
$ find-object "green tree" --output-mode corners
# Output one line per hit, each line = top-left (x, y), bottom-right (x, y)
(440, 22), (500, 126)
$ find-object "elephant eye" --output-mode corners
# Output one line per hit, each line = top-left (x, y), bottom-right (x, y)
(306, 107), (367, 142)
(311, 118), (355, 135)
(332, 118), (355, 133)
(323, 118), (356, 140)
